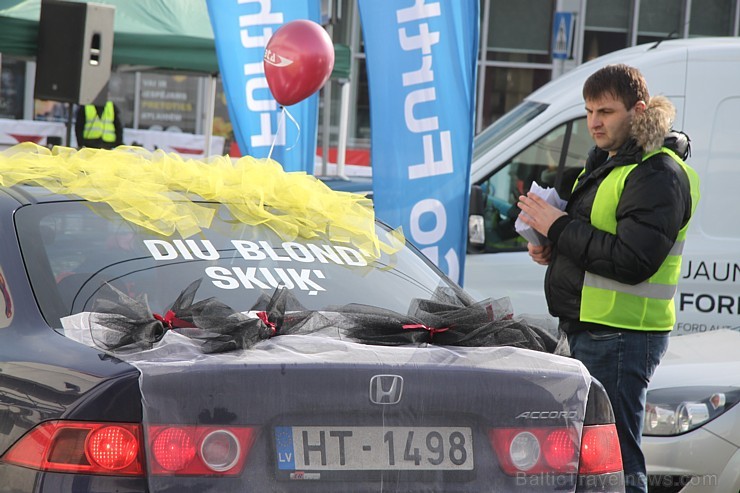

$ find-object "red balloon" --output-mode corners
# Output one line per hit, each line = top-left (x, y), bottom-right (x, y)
(264, 20), (335, 106)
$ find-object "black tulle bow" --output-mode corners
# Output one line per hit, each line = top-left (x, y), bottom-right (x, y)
(90, 280), (293, 353)
(86, 280), (557, 355)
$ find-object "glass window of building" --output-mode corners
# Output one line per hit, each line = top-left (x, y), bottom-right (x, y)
(488, 0), (552, 60)
(212, 78), (237, 155)
(34, 100), (69, 123)
(479, 63), (552, 128)
(317, 0), (369, 154)
(0, 57), (26, 120)
(637, 0), (683, 45)
(583, 0), (631, 61)
(689, 0), (734, 36)
(107, 71), (135, 128)
(477, 0), (554, 130)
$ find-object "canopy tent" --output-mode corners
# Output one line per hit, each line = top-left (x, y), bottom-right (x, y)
(0, 0), (218, 73)
(0, 0), (353, 170)
(0, 0), (352, 76)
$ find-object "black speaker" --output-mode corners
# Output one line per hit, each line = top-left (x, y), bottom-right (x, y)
(34, 0), (115, 105)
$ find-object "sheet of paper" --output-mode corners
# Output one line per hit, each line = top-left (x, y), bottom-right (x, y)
(515, 181), (567, 246)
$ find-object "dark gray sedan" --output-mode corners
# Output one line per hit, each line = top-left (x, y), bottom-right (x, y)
(0, 172), (623, 492)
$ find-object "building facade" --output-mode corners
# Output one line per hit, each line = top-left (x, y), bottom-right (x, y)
(326, 0), (740, 153)
(1, 0), (738, 158)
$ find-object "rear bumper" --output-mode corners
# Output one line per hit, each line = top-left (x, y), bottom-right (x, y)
(577, 472), (626, 492)
(0, 456), (625, 492)
(0, 464), (147, 493)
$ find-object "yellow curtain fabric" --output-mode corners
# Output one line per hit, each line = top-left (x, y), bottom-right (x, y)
(0, 143), (402, 258)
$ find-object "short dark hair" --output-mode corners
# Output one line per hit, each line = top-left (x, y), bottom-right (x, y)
(582, 64), (649, 110)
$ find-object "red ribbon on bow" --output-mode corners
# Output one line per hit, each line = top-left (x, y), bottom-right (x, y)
(153, 310), (194, 330)
(257, 311), (277, 335)
(402, 323), (449, 340)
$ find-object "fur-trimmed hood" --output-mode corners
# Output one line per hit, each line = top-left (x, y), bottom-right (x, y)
(631, 95), (676, 153)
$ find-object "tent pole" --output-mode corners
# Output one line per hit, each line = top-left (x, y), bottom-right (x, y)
(336, 79), (350, 180)
(319, 21), (334, 177)
(204, 74), (217, 157)
(133, 72), (141, 129)
(65, 102), (73, 147)
(320, 79), (332, 176)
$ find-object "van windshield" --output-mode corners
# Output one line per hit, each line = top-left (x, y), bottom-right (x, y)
(473, 101), (548, 160)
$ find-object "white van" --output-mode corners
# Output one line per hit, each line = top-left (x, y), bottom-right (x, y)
(464, 37), (740, 337)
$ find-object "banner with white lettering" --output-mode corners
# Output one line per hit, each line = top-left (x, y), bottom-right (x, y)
(358, 0), (479, 285)
(206, 0), (320, 172)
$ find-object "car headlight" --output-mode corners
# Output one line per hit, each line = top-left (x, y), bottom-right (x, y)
(643, 386), (740, 436)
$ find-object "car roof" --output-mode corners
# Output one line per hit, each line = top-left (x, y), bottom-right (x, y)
(0, 184), (216, 207)
(0, 184), (81, 206)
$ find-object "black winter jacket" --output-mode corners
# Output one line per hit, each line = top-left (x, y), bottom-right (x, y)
(544, 99), (694, 333)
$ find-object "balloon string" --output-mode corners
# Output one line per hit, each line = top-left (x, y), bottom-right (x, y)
(283, 106), (301, 151)
(267, 106), (301, 161)
(267, 108), (284, 161)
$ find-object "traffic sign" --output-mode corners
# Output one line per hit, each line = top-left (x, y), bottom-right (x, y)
(552, 12), (574, 60)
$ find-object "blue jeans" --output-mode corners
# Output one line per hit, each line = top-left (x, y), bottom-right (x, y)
(567, 328), (669, 493)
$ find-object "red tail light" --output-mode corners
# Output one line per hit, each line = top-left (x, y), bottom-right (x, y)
(151, 426), (197, 472)
(148, 425), (257, 475)
(87, 425), (140, 470)
(489, 427), (579, 474)
(578, 424), (622, 474)
(2, 421), (144, 476)
(489, 425), (623, 476)
(3, 421), (259, 478)
(542, 428), (577, 469)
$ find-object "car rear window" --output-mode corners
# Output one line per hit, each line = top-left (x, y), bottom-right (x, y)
(16, 201), (468, 329)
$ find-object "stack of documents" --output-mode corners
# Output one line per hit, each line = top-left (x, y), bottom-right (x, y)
(514, 181), (567, 246)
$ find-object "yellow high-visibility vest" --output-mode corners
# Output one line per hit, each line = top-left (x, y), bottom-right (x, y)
(83, 102), (116, 143)
(579, 147), (700, 330)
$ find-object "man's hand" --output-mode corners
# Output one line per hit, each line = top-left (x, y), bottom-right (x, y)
(528, 243), (552, 265)
(517, 192), (567, 237)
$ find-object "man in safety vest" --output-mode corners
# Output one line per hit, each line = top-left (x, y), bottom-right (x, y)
(517, 64), (699, 493)
(74, 101), (123, 149)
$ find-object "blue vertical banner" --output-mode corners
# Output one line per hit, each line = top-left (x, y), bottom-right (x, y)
(206, 0), (321, 172)
(358, 1), (479, 285)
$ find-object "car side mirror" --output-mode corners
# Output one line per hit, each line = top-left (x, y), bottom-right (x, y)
(468, 185), (485, 248)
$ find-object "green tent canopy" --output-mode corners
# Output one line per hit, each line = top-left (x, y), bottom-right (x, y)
(0, 0), (218, 72)
(0, 0), (348, 76)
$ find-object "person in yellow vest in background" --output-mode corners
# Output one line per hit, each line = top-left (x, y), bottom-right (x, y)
(517, 64), (699, 493)
(74, 101), (123, 149)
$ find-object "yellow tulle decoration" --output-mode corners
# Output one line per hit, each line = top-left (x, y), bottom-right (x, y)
(0, 143), (403, 258)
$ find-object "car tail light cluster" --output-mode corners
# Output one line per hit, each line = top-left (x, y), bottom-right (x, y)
(2, 421), (257, 477)
(148, 425), (257, 475)
(2, 421), (144, 475)
(578, 424), (623, 474)
(489, 424), (622, 475)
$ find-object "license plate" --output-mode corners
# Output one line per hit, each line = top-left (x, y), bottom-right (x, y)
(275, 426), (474, 471)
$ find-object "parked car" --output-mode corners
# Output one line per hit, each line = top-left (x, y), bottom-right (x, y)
(642, 329), (740, 493)
(0, 145), (623, 492)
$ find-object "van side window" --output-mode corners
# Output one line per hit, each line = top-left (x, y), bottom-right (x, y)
(471, 117), (591, 253)
(561, 118), (592, 197)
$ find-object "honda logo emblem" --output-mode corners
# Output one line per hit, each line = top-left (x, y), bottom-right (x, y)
(369, 375), (403, 405)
